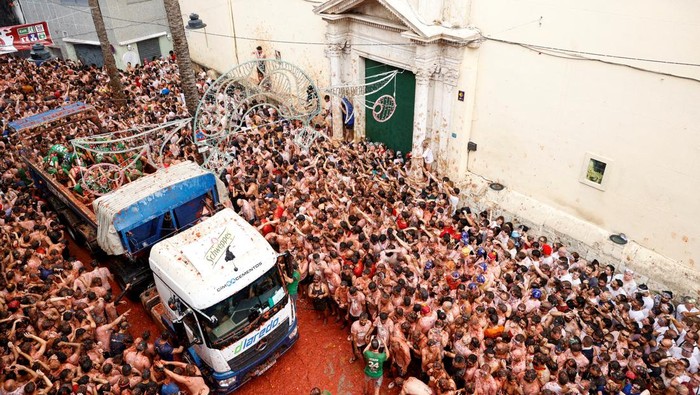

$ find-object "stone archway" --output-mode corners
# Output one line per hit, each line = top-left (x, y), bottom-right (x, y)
(316, 0), (479, 174)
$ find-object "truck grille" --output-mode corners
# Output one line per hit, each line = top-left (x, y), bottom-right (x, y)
(227, 319), (289, 371)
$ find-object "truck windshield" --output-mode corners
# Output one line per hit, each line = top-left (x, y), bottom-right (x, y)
(200, 266), (285, 346)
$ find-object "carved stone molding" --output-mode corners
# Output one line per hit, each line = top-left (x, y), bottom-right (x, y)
(441, 67), (460, 86)
(324, 43), (344, 58)
(414, 67), (433, 84)
(352, 18), (404, 33)
(414, 58), (438, 84)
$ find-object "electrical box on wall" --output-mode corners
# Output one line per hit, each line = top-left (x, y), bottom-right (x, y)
(579, 152), (612, 191)
(467, 141), (477, 151)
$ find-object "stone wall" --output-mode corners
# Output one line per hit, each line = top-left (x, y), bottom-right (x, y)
(457, 173), (700, 299)
(461, 0), (700, 276)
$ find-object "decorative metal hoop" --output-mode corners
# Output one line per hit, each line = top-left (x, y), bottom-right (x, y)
(372, 94), (397, 122)
(80, 163), (124, 196)
(293, 125), (322, 152)
(193, 60), (322, 173)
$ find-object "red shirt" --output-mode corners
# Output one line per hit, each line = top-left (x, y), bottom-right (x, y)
(273, 205), (284, 219)
(397, 217), (408, 230)
(440, 226), (460, 240)
(353, 261), (364, 277)
(445, 274), (461, 290)
(260, 219), (274, 236)
(368, 263), (377, 277)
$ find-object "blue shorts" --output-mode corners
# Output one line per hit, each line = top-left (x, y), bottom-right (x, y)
(364, 374), (383, 388)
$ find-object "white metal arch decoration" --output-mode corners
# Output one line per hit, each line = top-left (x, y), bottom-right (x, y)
(194, 59), (322, 172)
(372, 94), (397, 123)
(70, 119), (191, 195)
(324, 70), (400, 125)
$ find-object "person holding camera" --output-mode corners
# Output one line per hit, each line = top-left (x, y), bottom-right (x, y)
(363, 336), (390, 395)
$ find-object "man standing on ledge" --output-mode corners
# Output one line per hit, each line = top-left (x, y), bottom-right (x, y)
(283, 262), (301, 304)
(253, 45), (266, 82)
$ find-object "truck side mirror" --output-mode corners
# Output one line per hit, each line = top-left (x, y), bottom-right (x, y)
(168, 295), (185, 315)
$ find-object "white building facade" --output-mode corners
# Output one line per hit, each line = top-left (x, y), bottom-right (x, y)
(19, 0), (173, 69)
(179, 0), (700, 294)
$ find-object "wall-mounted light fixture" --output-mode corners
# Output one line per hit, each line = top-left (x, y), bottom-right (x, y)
(186, 13), (206, 30)
(489, 182), (504, 191)
(609, 233), (628, 245)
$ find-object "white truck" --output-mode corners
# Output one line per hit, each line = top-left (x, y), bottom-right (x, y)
(93, 163), (298, 392)
(14, 107), (298, 391)
(148, 208), (298, 391)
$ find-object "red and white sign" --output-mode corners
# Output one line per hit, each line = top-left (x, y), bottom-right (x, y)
(0, 21), (53, 55)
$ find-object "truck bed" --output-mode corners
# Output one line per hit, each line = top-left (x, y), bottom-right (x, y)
(22, 157), (97, 227)
(23, 156), (155, 295)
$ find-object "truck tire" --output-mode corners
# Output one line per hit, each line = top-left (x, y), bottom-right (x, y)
(65, 224), (78, 242)
(65, 223), (84, 245)
(57, 213), (84, 244)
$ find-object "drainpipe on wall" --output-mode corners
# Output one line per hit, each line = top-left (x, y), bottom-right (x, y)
(12, 0), (26, 24)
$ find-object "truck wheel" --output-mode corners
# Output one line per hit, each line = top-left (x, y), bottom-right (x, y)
(65, 224), (78, 242)
(58, 214), (83, 244)
(84, 240), (97, 255)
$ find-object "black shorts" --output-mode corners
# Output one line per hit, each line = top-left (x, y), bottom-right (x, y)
(312, 297), (327, 311)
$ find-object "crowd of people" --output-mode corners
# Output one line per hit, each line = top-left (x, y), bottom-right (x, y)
(0, 55), (215, 395)
(0, 55), (204, 203)
(233, 130), (700, 394)
(0, 50), (698, 395)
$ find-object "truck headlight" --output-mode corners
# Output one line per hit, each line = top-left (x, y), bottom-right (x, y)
(218, 375), (237, 387)
(289, 325), (298, 339)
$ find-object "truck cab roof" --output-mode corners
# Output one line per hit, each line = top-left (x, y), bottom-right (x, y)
(149, 208), (278, 310)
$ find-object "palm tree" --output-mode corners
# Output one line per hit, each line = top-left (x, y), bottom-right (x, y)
(163, 0), (199, 116)
(88, 0), (126, 109)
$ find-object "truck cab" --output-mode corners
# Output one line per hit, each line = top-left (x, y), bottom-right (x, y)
(149, 208), (298, 392)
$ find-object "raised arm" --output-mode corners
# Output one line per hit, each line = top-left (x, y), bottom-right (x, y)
(113, 283), (132, 305)
(14, 364), (39, 380)
(13, 343), (37, 365)
(24, 332), (48, 358)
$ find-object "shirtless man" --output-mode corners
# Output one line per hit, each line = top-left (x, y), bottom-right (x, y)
(421, 339), (444, 372)
(399, 377), (434, 395)
(474, 364), (498, 395)
(350, 313), (373, 363)
(157, 360), (209, 395)
(521, 369), (541, 395)
(417, 305), (437, 335)
(124, 340), (151, 372)
(95, 309), (130, 353)
(389, 331), (412, 380)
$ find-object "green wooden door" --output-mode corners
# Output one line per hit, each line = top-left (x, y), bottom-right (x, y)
(364, 59), (415, 154)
